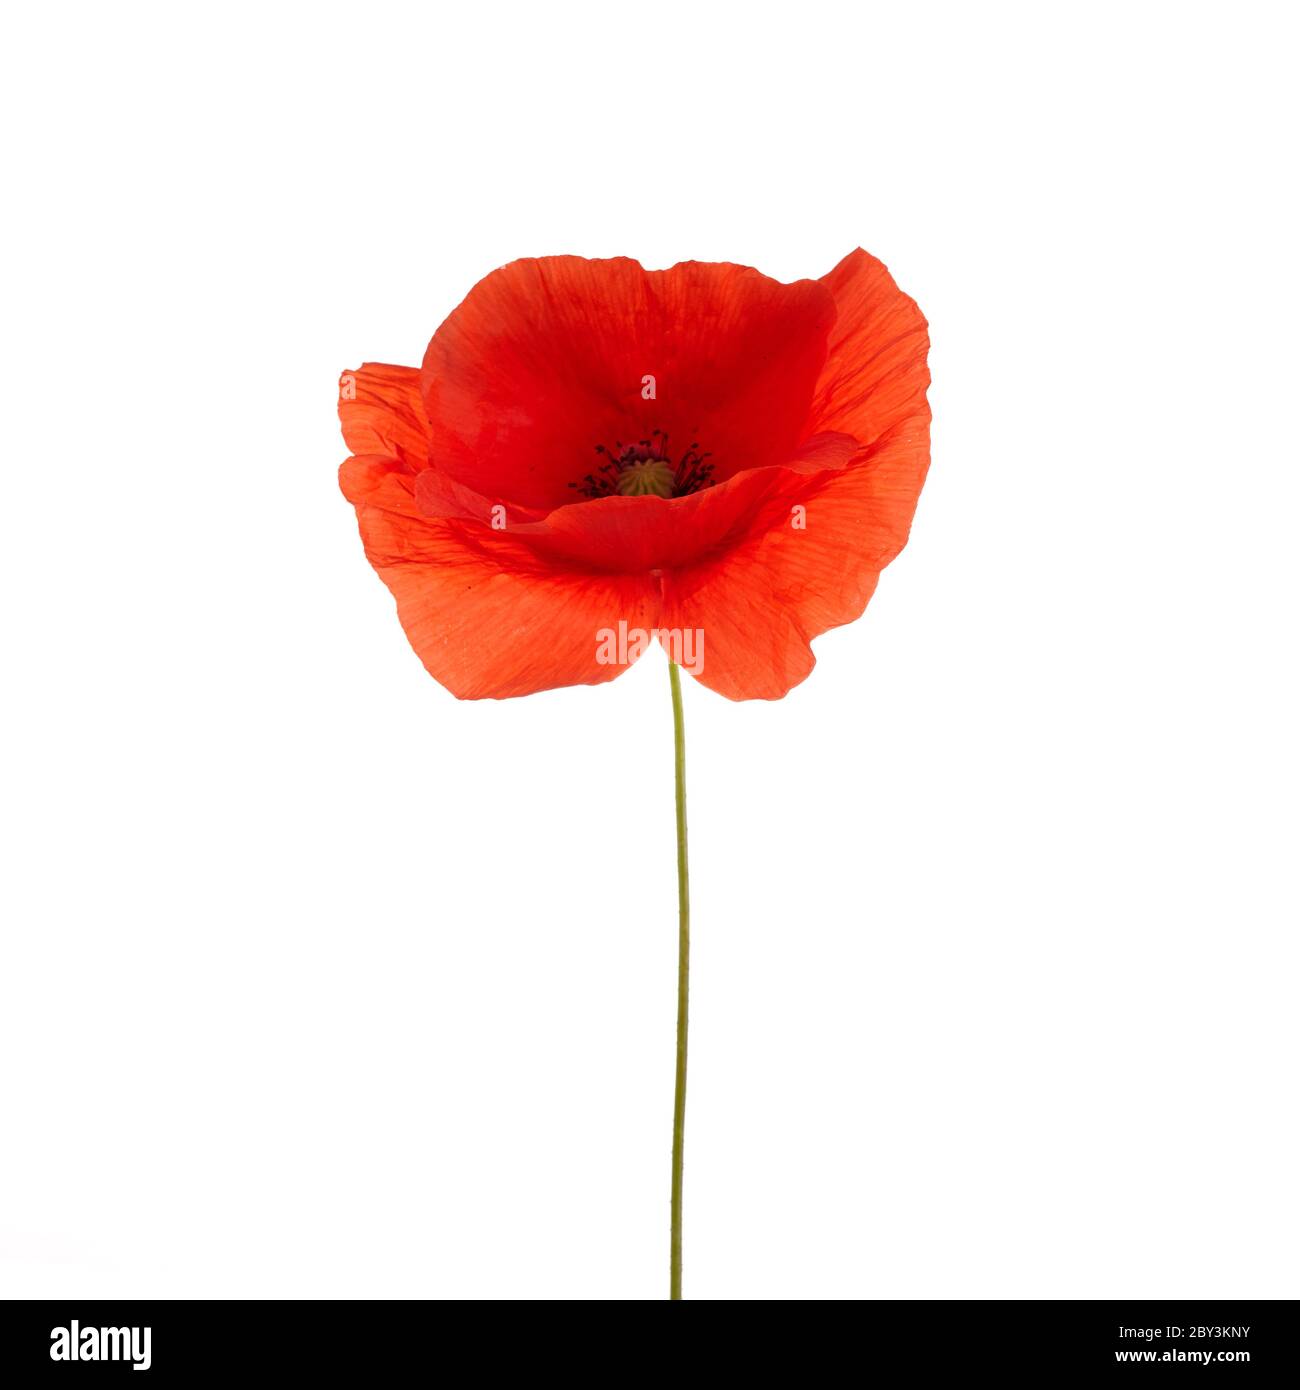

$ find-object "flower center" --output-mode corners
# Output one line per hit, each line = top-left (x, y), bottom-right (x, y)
(570, 431), (716, 500)
(617, 458), (676, 497)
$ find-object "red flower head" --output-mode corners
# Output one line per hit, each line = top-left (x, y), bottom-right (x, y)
(339, 250), (930, 699)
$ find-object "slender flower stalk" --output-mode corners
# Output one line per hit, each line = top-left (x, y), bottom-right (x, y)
(668, 660), (690, 1300)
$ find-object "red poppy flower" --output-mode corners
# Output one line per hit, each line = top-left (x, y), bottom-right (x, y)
(339, 249), (930, 699)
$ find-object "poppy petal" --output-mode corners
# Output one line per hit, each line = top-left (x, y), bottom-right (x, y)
(420, 256), (837, 511)
(338, 363), (430, 469)
(660, 415), (928, 700)
(811, 248), (931, 449)
(340, 456), (661, 699)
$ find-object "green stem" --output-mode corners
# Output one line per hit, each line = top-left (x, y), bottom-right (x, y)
(668, 660), (690, 1300)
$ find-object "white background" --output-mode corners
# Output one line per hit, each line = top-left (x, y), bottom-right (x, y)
(2, 1), (1297, 1301)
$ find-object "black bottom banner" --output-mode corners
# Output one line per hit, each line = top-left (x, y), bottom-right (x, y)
(0, 1298), (1292, 1378)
